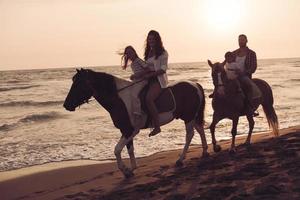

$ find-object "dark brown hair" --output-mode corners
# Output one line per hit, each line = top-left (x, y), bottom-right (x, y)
(120, 46), (137, 70)
(225, 51), (235, 60)
(239, 34), (247, 40)
(144, 30), (165, 60)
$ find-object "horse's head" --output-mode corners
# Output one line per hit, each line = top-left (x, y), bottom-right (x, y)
(63, 68), (93, 111)
(207, 60), (226, 88)
(208, 60), (242, 99)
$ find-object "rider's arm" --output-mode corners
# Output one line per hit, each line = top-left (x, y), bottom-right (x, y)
(245, 50), (257, 76)
(144, 51), (168, 79)
(157, 51), (168, 72)
(135, 58), (155, 71)
(143, 69), (165, 79)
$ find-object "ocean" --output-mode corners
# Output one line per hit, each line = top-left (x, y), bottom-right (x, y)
(1, 58), (299, 172)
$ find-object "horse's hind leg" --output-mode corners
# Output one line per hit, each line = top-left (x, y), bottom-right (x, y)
(176, 120), (195, 167)
(126, 139), (137, 170)
(230, 117), (239, 153)
(210, 114), (222, 152)
(194, 122), (209, 157)
(245, 115), (254, 145)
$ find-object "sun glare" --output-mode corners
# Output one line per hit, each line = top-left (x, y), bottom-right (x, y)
(203, 0), (244, 31)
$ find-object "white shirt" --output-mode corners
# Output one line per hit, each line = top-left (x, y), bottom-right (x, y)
(146, 51), (168, 88)
(225, 62), (239, 80)
(235, 55), (246, 73)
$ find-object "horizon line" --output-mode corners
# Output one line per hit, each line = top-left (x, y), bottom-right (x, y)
(1, 56), (299, 72)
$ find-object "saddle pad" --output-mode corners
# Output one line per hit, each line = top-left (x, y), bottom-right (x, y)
(140, 87), (175, 114)
(155, 88), (175, 113)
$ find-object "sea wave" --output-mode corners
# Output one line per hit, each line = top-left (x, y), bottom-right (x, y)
(272, 84), (285, 88)
(0, 112), (62, 132)
(0, 100), (64, 107)
(19, 112), (62, 123)
(289, 78), (300, 82)
(0, 123), (16, 132)
(0, 85), (40, 92)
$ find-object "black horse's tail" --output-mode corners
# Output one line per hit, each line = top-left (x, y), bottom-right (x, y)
(195, 83), (206, 126)
(257, 79), (279, 137)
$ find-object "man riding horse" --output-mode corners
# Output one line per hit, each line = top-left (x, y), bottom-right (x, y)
(207, 34), (279, 153)
(211, 34), (260, 116)
(233, 34), (260, 116)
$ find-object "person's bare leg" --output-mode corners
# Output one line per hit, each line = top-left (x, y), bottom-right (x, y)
(146, 82), (161, 136)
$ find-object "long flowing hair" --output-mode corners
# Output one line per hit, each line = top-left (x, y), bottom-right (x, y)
(119, 46), (137, 70)
(144, 30), (165, 60)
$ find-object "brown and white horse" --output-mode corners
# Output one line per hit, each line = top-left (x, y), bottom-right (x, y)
(63, 68), (208, 178)
(207, 60), (279, 153)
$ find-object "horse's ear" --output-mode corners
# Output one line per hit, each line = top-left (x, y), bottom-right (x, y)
(207, 60), (214, 68)
(76, 68), (80, 73)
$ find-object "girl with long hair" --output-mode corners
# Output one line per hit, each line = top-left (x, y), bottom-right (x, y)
(144, 30), (168, 136)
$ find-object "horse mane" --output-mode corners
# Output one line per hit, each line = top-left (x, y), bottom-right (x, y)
(86, 69), (117, 96)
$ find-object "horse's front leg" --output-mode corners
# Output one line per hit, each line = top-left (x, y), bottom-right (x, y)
(230, 117), (239, 154)
(126, 139), (137, 170)
(245, 114), (255, 145)
(210, 113), (222, 152)
(114, 135), (135, 178)
(176, 120), (195, 167)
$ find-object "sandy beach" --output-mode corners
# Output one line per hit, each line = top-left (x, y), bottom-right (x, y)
(1, 125), (299, 200)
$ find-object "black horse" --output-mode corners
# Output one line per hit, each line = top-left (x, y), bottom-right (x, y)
(207, 60), (279, 153)
(64, 69), (208, 178)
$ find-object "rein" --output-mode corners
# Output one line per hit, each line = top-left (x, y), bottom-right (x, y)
(116, 78), (146, 93)
(85, 78), (146, 104)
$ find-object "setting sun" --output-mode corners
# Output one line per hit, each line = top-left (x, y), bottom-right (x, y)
(203, 0), (244, 31)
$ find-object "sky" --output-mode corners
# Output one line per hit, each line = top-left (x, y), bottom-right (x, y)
(0, 0), (299, 70)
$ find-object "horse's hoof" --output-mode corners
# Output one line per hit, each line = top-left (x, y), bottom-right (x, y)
(244, 143), (253, 151)
(175, 160), (183, 168)
(214, 145), (222, 152)
(202, 152), (210, 158)
(229, 149), (236, 155)
(243, 142), (251, 147)
(124, 168), (134, 178)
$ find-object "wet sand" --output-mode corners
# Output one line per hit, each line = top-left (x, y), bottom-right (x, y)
(0, 125), (300, 200)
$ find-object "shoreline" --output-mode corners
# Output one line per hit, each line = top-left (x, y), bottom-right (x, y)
(0, 125), (299, 200)
(0, 126), (279, 177)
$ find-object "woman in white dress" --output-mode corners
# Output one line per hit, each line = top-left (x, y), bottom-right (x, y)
(143, 30), (168, 136)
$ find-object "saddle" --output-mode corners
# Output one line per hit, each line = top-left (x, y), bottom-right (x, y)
(139, 84), (175, 114)
(138, 84), (176, 127)
(228, 79), (261, 116)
